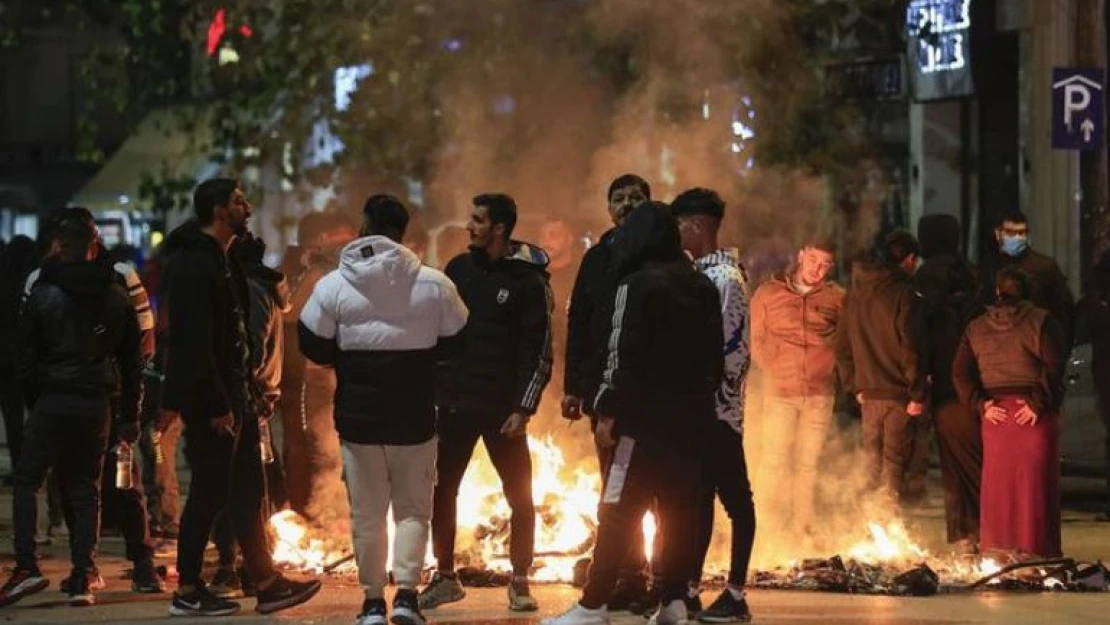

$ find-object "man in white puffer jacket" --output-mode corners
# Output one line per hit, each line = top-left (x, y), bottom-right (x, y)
(298, 195), (468, 625)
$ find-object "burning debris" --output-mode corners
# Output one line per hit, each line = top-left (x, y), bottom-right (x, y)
(750, 521), (1110, 595)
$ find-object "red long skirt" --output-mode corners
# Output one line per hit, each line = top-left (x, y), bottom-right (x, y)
(979, 395), (1062, 557)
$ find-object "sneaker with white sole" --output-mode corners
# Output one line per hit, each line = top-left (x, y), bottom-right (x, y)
(66, 573), (96, 607)
(417, 571), (465, 609)
(254, 575), (322, 615)
(169, 585), (241, 617)
(648, 599), (687, 625)
(697, 589), (751, 623)
(391, 588), (426, 625)
(357, 597), (388, 625)
(0, 568), (49, 607)
(541, 603), (610, 625)
(508, 578), (539, 611)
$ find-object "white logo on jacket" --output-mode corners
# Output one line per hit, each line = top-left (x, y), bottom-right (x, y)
(497, 288), (510, 304)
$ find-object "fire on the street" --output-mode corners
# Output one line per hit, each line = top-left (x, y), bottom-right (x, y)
(268, 434), (657, 582)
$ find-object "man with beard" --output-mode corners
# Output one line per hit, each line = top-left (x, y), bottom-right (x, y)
(209, 232), (293, 597)
(0, 213), (142, 608)
(160, 179), (320, 616)
(915, 215), (982, 551)
(421, 193), (553, 613)
(280, 212), (357, 525)
(563, 174), (657, 612)
(301, 195), (468, 625)
(673, 188), (755, 623)
(544, 202), (723, 625)
(836, 231), (927, 507)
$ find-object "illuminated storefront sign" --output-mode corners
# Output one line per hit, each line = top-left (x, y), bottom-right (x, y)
(906, 0), (974, 100)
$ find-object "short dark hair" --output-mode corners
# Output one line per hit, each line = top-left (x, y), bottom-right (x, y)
(362, 194), (410, 242)
(194, 178), (240, 226)
(998, 210), (1028, 227)
(474, 193), (517, 240)
(671, 187), (725, 220)
(802, 238), (837, 254)
(607, 174), (651, 202)
(53, 209), (97, 261)
(883, 230), (920, 265)
(996, 266), (1032, 304)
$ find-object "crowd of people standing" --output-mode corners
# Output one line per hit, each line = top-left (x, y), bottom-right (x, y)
(0, 167), (1101, 625)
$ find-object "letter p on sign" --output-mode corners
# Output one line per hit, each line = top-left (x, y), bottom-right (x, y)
(1053, 67), (1104, 151)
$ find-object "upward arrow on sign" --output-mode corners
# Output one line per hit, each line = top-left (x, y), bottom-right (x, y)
(1082, 118), (1096, 141)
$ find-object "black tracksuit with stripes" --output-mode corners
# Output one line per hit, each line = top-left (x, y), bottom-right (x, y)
(433, 244), (553, 575)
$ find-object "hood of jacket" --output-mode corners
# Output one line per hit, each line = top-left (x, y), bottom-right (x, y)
(39, 259), (116, 296)
(251, 264), (291, 312)
(612, 201), (683, 278)
(164, 219), (223, 259)
(503, 240), (550, 270)
(339, 236), (424, 314)
(852, 262), (911, 291)
(983, 299), (1039, 332)
(918, 213), (961, 259)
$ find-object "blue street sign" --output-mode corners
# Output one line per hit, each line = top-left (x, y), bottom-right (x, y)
(1052, 67), (1104, 151)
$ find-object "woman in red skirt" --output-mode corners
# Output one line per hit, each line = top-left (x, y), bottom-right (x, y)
(952, 267), (1066, 557)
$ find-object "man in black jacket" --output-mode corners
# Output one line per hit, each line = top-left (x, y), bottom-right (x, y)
(916, 215), (982, 550)
(0, 213), (141, 608)
(836, 231), (927, 507)
(562, 173), (656, 611)
(422, 193), (553, 613)
(544, 202), (723, 625)
(160, 178), (320, 617)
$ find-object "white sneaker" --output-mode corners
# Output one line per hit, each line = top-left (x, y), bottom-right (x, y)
(541, 603), (610, 625)
(648, 599), (687, 625)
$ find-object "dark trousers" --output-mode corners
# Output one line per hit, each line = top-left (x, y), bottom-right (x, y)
(0, 369), (24, 471)
(213, 449), (287, 569)
(141, 414), (183, 536)
(13, 397), (110, 573)
(691, 421), (756, 588)
(861, 399), (916, 501)
(1096, 368), (1110, 510)
(432, 408), (534, 575)
(933, 400), (981, 543)
(99, 423), (155, 566)
(593, 419), (655, 586)
(582, 435), (702, 609)
(177, 412), (274, 587)
(905, 413), (933, 499)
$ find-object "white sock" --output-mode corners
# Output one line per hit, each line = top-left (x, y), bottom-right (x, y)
(727, 585), (745, 600)
(687, 585), (700, 599)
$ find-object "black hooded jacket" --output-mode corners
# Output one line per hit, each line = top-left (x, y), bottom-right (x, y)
(592, 203), (723, 443)
(18, 258), (142, 423)
(160, 221), (251, 424)
(915, 214), (981, 403)
(836, 262), (926, 402)
(439, 242), (554, 418)
(565, 227), (621, 408)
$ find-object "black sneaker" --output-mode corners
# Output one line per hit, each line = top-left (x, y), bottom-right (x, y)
(697, 589), (751, 623)
(169, 586), (241, 617)
(254, 575), (322, 615)
(357, 597), (388, 625)
(391, 588), (426, 625)
(66, 573), (96, 607)
(132, 562), (167, 594)
(60, 569), (106, 594)
(609, 578), (649, 612)
(208, 568), (241, 598)
(0, 568), (48, 607)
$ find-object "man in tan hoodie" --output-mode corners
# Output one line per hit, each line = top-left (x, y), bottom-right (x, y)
(750, 241), (844, 537)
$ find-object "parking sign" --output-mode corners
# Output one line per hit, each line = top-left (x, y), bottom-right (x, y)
(1052, 68), (1104, 151)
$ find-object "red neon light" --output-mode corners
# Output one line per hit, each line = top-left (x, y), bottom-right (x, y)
(239, 24), (253, 38)
(206, 9), (227, 56)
